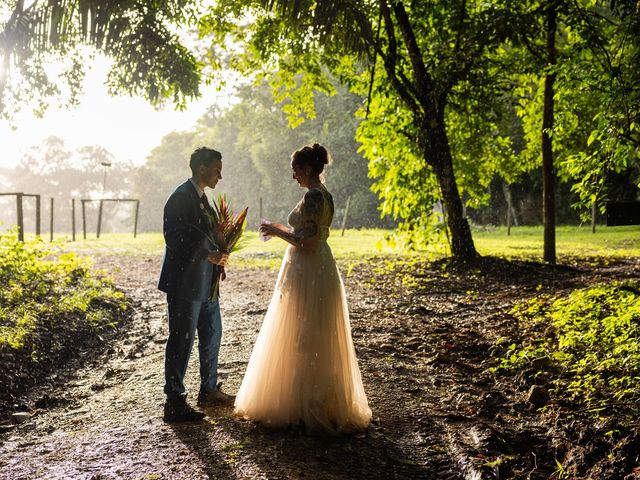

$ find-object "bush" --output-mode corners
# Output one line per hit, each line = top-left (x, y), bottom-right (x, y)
(0, 230), (131, 409)
(493, 281), (640, 420)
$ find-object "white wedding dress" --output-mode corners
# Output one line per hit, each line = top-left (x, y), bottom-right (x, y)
(234, 186), (371, 434)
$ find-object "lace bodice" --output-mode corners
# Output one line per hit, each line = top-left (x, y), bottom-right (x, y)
(287, 186), (334, 242)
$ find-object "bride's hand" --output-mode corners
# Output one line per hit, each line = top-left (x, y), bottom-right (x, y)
(259, 224), (276, 237)
(260, 223), (285, 235)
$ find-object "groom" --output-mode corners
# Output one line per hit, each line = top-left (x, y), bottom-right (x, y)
(158, 146), (235, 423)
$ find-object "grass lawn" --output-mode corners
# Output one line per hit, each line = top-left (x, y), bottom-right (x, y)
(473, 224), (640, 259)
(48, 229), (428, 269)
(39, 224), (640, 269)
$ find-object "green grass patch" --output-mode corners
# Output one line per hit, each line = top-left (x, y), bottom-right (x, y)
(492, 281), (640, 420)
(48, 232), (168, 256)
(0, 230), (131, 403)
(473, 224), (640, 258)
(52, 229), (441, 269)
(231, 230), (443, 269)
(50, 224), (640, 269)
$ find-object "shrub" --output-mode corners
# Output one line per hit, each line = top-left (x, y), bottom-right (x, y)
(493, 281), (640, 419)
(0, 230), (131, 407)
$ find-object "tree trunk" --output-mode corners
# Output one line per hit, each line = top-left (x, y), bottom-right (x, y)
(426, 125), (478, 263)
(542, 4), (557, 264)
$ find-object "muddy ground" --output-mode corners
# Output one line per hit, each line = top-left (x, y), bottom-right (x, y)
(0, 253), (638, 480)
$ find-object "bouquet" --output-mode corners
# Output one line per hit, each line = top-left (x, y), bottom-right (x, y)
(202, 194), (248, 298)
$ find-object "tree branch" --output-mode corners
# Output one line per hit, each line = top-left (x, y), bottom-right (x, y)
(390, 0), (432, 104)
(398, 126), (417, 144)
(0, 0), (25, 49)
(376, 0), (421, 117)
(569, 0), (614, 72)
(0, 0), (27, 111)
(452, 0), (467, 58)
(365, 1), (383, 119)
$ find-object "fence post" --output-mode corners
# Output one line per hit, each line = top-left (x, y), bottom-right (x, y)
(71, 199), (76, 241)
(49, 198), (54, 242)
(82, 200), (87, 240)
(49, 197), (53, 242)
(16, 193), (24, 242)
(591, 200), (597, 234)
(35, 195), (41, 237)
(341, 196), (351, 237)
(502, 181), (514, 236)
(133, 200), (140, 238)
(97, 200), (104, 238)
(259, 197), (263, 222)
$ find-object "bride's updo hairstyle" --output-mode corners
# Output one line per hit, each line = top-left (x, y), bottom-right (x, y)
(291, 143), (331, 175)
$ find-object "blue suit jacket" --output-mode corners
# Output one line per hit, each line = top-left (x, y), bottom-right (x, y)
(158, 180), (220, 302)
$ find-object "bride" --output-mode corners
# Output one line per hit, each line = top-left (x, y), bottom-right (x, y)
(233, 143), (371, 434)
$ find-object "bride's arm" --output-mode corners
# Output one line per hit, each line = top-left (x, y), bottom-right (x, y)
(260, 190), (323, 250)
(260, 222), (306, 248)
(264, 226), (303, 248)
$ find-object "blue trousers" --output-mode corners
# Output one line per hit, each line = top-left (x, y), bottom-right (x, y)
(164, 295), (222, 401)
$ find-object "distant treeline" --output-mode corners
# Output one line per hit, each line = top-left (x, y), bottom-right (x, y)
(1, 83), (637, 236)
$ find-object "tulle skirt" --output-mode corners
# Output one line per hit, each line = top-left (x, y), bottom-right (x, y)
(234, 242), (371, 434)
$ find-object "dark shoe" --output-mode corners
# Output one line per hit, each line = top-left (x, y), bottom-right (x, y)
(163, 397), (205, 422)
(197, 389), (235, 407)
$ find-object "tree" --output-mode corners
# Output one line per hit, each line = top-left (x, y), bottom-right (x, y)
(0, 0), (201, 118)
(133, 80), (390, 232)
(198, 1), (542, 262)
(3, 136), (135, 232)
(559, 1), (640, 212)
(542, 2), (558, 263)
(512, 0), (639, 253)
(132, 130), (197, 231)
(12, 136), (129, 198)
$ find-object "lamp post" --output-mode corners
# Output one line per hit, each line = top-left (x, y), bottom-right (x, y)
(101, 161), (112, 192)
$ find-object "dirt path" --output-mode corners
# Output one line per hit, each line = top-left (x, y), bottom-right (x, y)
(0, 254), (638, 479)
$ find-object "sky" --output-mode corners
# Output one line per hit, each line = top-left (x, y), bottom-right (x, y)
(0, 56), (231, 170)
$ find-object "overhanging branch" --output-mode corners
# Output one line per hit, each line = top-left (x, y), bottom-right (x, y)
(390, 0), (432, 104)
(377, 0), (421, 116)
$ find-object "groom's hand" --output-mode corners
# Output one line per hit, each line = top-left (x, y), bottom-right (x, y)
(207, 251), (229, 266)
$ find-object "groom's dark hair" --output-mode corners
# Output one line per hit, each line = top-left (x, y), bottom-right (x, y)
(190, 147), (222, 175)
